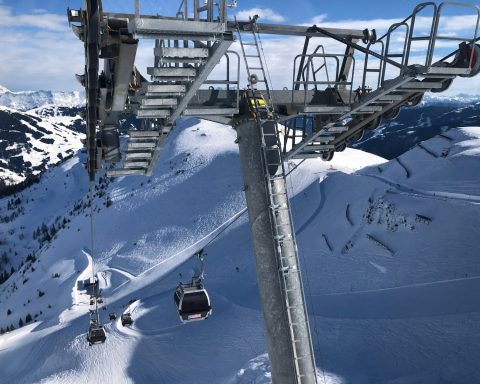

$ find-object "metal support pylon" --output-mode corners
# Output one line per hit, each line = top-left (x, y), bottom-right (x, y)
(236, 90), (317, 383)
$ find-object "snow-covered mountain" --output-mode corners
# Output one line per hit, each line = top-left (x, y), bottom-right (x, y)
(0, 118), (479, 383)
(0, 106), (84, 189)
(354, 95), (480, 159)
(0, 85), (84, 112)
(0, 84), (86, 191)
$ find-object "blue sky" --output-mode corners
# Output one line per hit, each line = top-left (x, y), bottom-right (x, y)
(1, 0), (447, 23)
(0, 0), (479, 94)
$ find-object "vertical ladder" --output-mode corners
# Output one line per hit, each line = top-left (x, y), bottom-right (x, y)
(236, 17), (273, 103)
(257, 116), (317, 383)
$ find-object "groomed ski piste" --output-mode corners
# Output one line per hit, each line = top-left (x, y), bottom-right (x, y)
(0, 118), (479, 383)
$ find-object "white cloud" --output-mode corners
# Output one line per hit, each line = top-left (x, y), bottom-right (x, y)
(0, 4), (84, 92)
(306, 14), (478, 38)
(236, 7), (285, 22)
(0, 29), (84, 92)
(0, 4), (66, 31)
(1, 2), (478, 96)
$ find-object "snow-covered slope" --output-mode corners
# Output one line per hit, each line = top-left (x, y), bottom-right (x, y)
(0, 87), (84, 112)
(0, 119), (479, 384)
(354, 96), (480, 159)
(0, 106), (84, 188)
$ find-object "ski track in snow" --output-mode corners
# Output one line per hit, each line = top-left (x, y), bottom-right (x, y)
(364, 171), (480, 203)
(310, 276), (480, 319)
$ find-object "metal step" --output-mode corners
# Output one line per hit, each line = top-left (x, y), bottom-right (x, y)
(313, 135), (335, 142)
(139, 105), (174, 111)
(127, 130), (161, 138)
(138, 105), (172, 110)
(305, 144), (335, 151)
(154, 47), (209, 58)
(182, 107), (238, 116)
(147, 67), (196, 77)
(147, 84), (186, 93)
(148, 76), (195, 83)
(377, 94), (404, 101)
(128, 137), (159, 144)
(291, 153), (331, 159)
(136, 109), (170, 118)
(422, 66), (471, 76)
(352, 105), (383, 113)
(107, 168), (147, 177)
(157, 57), (206, 64)
(400, 81), (444, 90)
(324, 125), (349, 133)
(128, 142), (158, 149)
(303, 105), (351, 114)
(125, 151), (153, 160)
(145, 92), (185, 98)
(124, 160), (149, 168)
(141, 98), (178, 107)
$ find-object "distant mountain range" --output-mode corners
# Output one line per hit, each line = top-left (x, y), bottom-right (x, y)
(0, 106), (84, 190)
(0, 86), (86, 191)
(1, 84), (479, 192)
(0, 85), (84, 112)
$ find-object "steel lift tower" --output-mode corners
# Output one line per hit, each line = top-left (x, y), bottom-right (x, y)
(68, 1), (480, 382)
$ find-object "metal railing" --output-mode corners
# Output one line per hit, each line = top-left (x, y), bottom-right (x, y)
(292, 52), (355, 111)
(381, 22), (410, 84)
(429, 1), (480, 68)
(362, 1), (480, 90)
(176, 0), (228, 23)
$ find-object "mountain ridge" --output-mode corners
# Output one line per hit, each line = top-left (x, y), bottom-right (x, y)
(0, 86), (84, 112)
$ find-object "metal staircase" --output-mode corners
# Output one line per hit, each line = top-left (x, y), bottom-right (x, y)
(284, 1), (480, 160)
(106, 1), (240, 177)
(107, 128), (168, 177)
(140, 39), (235, 123)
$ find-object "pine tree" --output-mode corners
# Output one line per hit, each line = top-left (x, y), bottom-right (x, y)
(18, 318), (23, 328)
